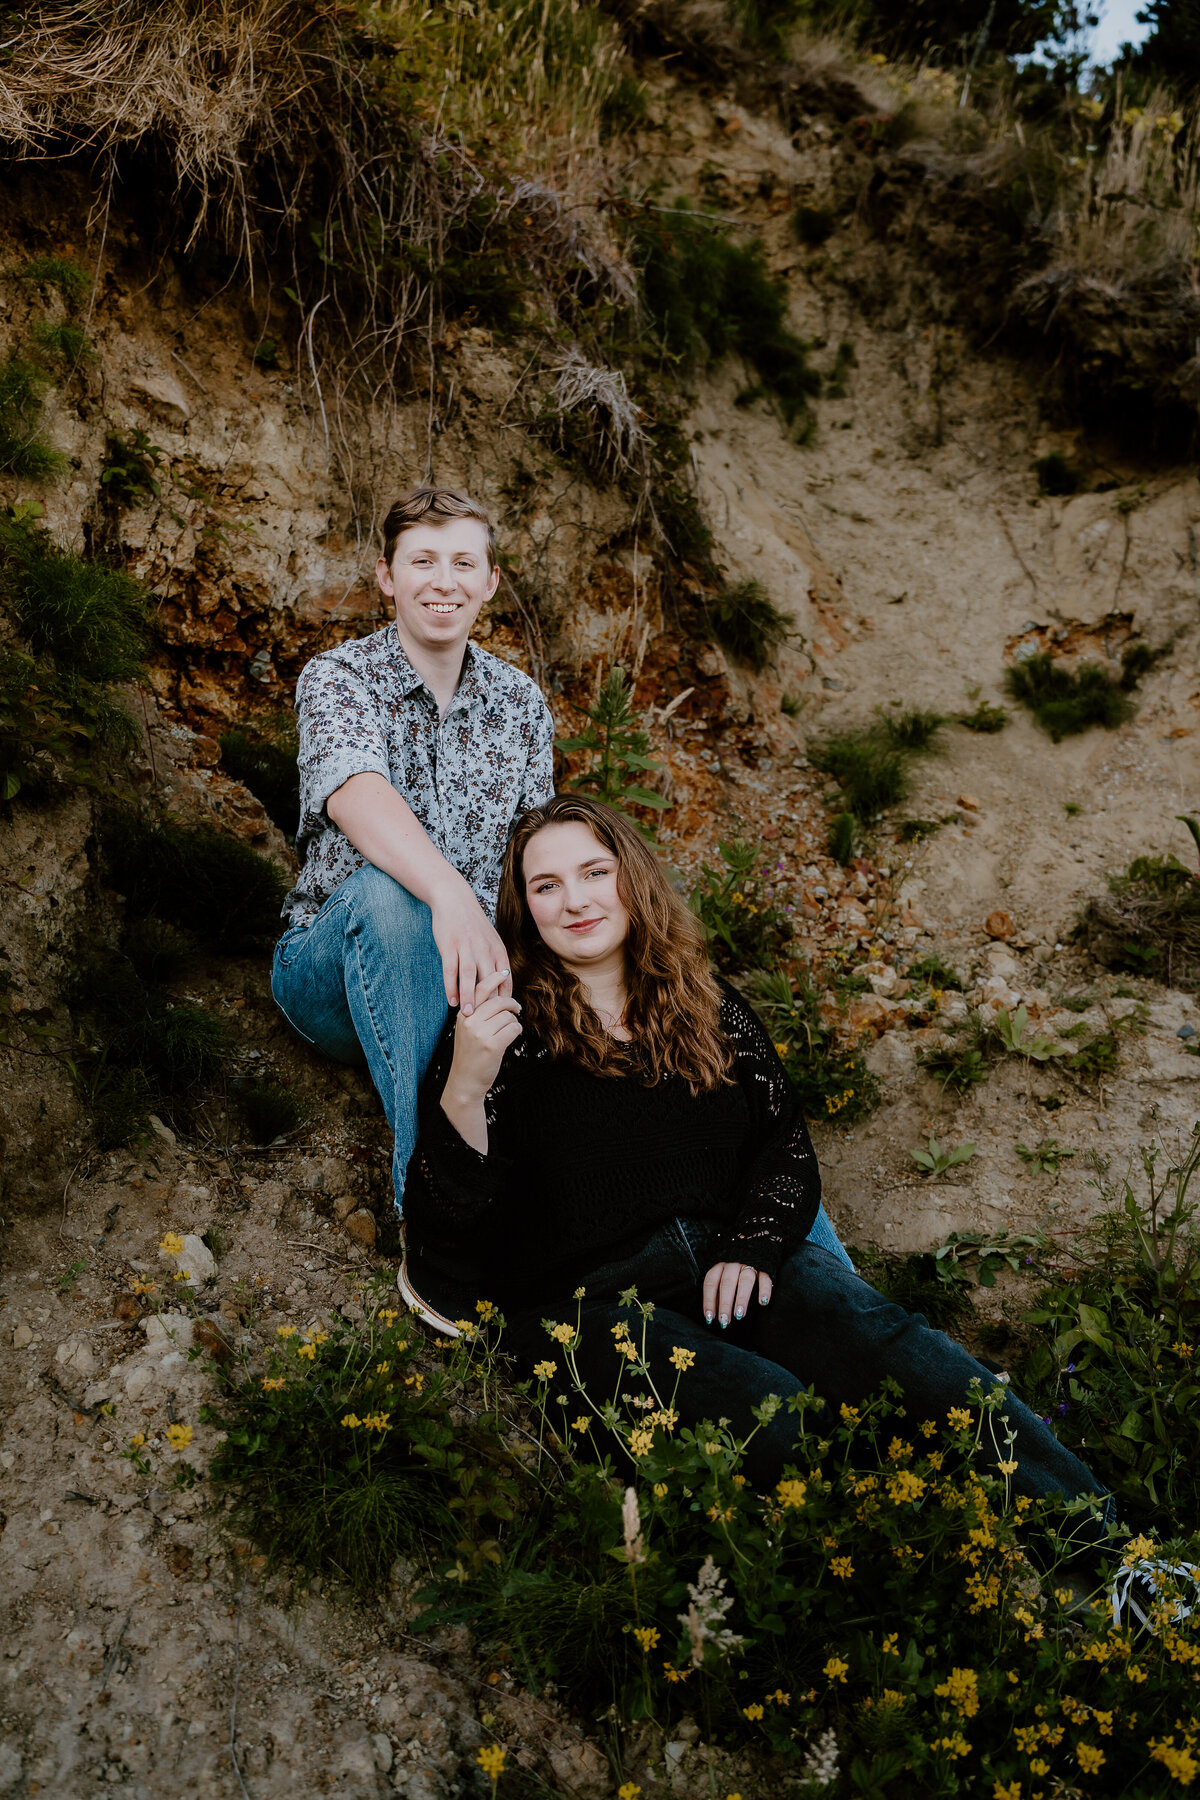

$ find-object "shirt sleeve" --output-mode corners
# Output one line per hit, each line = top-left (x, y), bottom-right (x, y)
(295, 656), (391, 831)
(519, 692), (557, 811)
(709, 983), (822, 1278)
(404, 1019), (516, 1232)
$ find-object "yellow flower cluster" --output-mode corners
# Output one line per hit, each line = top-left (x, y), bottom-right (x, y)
(881, 1633), (898, 1655)
(669, 1346), (695, 1371)
(1077, 1744), (1105, 1774)
(632, 1626), (660, 1653)
(277, 1324), (298, 1338)
(617, 1784), (641, 1800)
(653, 1482), (668, 1498)
(777, 1478), (807, 1509)
(830, 1556), (853, 1580)
(547, 1322), (575, 1344)
(261, 1376), (285, 1392)
(159, 1232), (185, 1256)
(476, 1745), (506, 1779)
(839, 1404), (860, 1427)
(929, 1733), (971, 1760)
(825, 1087), (855, 1115)
(824, 1656), (848, 1684)
(965, 1571), (1001, 1613)
(742, 1703), (764, 1721)
(629, 1427), (655, 1458)
(378, 1308), (398, 1326)
(886, 1469), (926, 1505)
(533, 1359), (556, 1380)
(340, 1411), (390, 1430)
(405, 1372), (424, 1393)
(947, 1407), (972, 1430)
(993, 1783), (1021, 1800)
(475, 1299), (496, 1321)
(166, 1423), (193, 1453)
(662, 1661), (692, 1684)
(886, 1437), (911, 1463)
(1149, 1737), (1200, 1784)
(934, 1667), (979, 1719)
(571, 1417), (590, 1434)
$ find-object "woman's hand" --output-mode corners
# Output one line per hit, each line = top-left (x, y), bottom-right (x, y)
(439, 971), (521, 1156)
(703, 1261), (773, 1329)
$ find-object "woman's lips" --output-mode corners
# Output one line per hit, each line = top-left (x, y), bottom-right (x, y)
(566, 918), (601, 932)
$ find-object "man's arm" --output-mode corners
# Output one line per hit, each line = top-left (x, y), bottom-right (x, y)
(326, 773), (508, 1014)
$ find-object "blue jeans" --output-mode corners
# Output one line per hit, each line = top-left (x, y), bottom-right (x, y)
(271, 866), (854, 1264)
(506, 1220), (1115, 1538)
(271, 866), (448, 1209)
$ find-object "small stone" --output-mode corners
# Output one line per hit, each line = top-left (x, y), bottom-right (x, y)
(1179, 1024), (1197, 1040)
(56, 1337), (97, 1379)
(159, 1232), (216, 1288)
(333, 1192), (360, 1223)
(343, 1208), (377, 1248)
(371, 1733), (394, 1774)
(144, 1312), (196, 1349)
(985, 909), (1015, 940)
(12, 1323), (33, 1348)
(147, 1114), (177, 1147)
(957, 793), (980, 811)
(0, 1742), (23, 1793)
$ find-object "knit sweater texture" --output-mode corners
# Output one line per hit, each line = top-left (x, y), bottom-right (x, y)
(403, 980), (823, 1308)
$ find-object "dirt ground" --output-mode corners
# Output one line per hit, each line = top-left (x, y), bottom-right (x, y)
(2, 61), (1199, 1800)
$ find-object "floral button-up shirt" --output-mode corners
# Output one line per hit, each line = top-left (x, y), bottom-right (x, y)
(282, 625), (555, 928)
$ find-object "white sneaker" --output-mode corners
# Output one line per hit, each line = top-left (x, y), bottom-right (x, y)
(1110, 1557), (1200, 1632)
(396, 1255), (463, 1338)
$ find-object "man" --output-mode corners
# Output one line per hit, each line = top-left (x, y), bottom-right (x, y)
(272, 485), (554, 1213)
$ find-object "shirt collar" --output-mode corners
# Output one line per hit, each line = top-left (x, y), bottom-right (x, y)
(387, 625), (485, 709)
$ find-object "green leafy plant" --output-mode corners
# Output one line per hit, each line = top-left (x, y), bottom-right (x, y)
(780, 691), (803, 718)
(993, 1003), (1064, 1062)
(809, 729), (908, 822)
(0, 512), (148, 683)
(100, 428), (166, 506)
(690, 840), (793, 973)
(1017, 1137), (1076, 1175)
(879, 707), (946, 751)
(958, 700), (1008, 733)
(910, 1136), (976, 1178)
(935, 1228), (1050, 1288)
(1084, 826), (1200, 990)
(828, 810), (857, 864)
(899, 817), (943, 841)
(56, 1259), (89, 1294)
(748, 965), (880, 1123)
(1021, 1124), (1200, 1518)
(556, 666), (668, 831)
(918, 1015), (997, 1094)
(704, 579), (793, 672)
(906, 952), (964, 992)
(30, 319), (92, 366)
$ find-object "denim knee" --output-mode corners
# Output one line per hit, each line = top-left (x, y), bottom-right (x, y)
(339, 862), (436, 944)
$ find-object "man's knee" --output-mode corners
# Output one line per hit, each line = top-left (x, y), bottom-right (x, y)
(340, 864), (436, 947)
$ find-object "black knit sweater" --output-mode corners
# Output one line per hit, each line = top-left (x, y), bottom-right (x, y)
(402, 980), (823, 1310)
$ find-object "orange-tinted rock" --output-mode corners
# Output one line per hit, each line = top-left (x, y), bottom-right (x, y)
(343, 1208), (377, 1247)
(985, 910), (1015, 940)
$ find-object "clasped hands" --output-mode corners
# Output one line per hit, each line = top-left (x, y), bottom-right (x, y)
(703, 1261), (773, 1328)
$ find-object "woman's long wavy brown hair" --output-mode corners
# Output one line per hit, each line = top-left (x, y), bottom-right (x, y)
(496, 794), (732, 1092)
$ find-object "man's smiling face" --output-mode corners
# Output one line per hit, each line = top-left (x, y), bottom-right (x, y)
(376, 517), (499, 659)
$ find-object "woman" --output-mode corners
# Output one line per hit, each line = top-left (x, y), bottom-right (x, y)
(399, 795), (1127, 1555)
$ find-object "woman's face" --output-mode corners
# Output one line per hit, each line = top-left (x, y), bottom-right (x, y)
(522, 820), (630, 968)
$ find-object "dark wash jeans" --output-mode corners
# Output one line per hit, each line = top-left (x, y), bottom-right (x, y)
(507, 1219), (1115, 1542)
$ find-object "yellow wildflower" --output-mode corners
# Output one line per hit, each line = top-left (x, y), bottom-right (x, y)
(662, 1661), (692, 1684)
(453, 1319), (477, 1337)
(277, 1324), (297, 1339)
(129, 1433), (146, 1448)
(769, 1689), (790, 1705)
(548, 1322), (575, 1344)
(886, 1469), (927, 1505)
(629, 1427), (655, 1457)
(824, 1657), (849, 1684)
(1122, 1533), (1156, 1566)
(777, 1478), (807, 1509)
(533, 1359), (557, 1380)
(839, 1403), (860, 1426)
(341, 1413), (361, 1428)
(882, 1633), (899, 1655)
(612, 1320), (629, 1340)
(1149, 1738), (1200, 1783)
(261, 1377), (285, 1392)
(159, 1231), (185, 1257)
(1076, 1745), (1105, 1774)
(947, 1407), (971, 1430)
(774, 1042), (790, 1057)
(886, 1436), (910, 1462)
(993, 1783), (1020, 1800)
(571, 1417), (590, 1434)
(404, 1372), (424, 1392)
(379, 1308), (398, 1326)
(997, 1459), (1018, 1476)
(477, 1745), (506, 1779)
(919, 1419), (937, 1437)
(1029, 1758), (1049, 1777)
(930, 1734), (971, 1759)
(173, 1270), (190, 1282)
(166, 1423), (193, 1453)
(296, 1342), (316, 1360)
(616, 1339), (638, 1362)
(475, 1299), (496, 1321)
(934, 1667), (979, 1719)
(831, 1556), (853, 1579)
(376, 1362), (390, 1374)
(669, 1346), (696, 1371)
(743, 1703), (764, 1721)
(653, 1482), (668, 1498)
(632, 1626), (660, 1653)
(617, 1785), (641, 1800)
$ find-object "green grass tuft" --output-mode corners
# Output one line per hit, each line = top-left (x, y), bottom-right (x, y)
(880, 707), (946, 751)
(1005, 653), (1137, 741)
(809, 729), (908, 820)
(236, 1080), (306, 1144)
(705, 579), (793, 672)
(0, 358), (64, 480)
(30, 319), (92, 366)
(829, 810), (857, 864)
(17, 255), (89, 307)
(102, 809), (287, 954)
(0, 514), (148, 684)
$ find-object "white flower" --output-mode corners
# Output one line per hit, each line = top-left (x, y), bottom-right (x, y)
(802, 1727), (839, 1788)
(621, 1486), (645, 1565)
(677, 1556), (745, 1666)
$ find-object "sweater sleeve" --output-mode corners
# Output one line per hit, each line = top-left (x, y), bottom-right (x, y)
(708, 983), (822, 1278)
(406, 1019), (517, 1228)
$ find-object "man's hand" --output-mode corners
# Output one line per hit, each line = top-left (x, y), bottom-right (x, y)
(703, 1261), (773, 1328)
(430, 881), (512, 1015)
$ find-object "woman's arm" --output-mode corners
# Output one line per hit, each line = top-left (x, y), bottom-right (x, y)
(708, 983), (823, 1279)
(407, 993), (520, 1229)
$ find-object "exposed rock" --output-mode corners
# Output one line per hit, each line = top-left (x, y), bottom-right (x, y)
(158, 1232), (217, 1289)
(54, 1336), (97, 1379)
(343, 1208), (378, 1247)
(984, 910), (1015, 940)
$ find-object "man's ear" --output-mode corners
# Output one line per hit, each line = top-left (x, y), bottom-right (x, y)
(377, 555), (395, 598)
(485, 564), (500, 601)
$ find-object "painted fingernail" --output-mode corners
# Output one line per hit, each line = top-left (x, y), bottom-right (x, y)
(719, 1314), (729, 1328)
(705, 1312), (713, 1324)
(760, 1294), (770, 1304)
(734, 1308), (744, 1321)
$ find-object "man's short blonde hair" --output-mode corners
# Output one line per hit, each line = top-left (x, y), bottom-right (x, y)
(381, 486), (496, 569)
